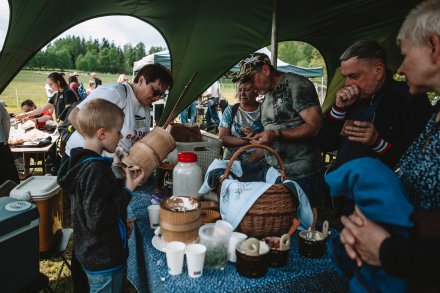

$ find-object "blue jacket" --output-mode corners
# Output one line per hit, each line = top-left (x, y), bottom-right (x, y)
(325, 157), (413, 293)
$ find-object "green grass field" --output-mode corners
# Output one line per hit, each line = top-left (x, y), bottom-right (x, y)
(1, 70), (122, 114)
(1, 70), (237, 115)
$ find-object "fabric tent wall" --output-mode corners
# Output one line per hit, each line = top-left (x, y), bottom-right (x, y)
(0, 0), (423, 122)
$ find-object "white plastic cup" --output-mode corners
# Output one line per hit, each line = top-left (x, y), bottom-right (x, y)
(185, 244), (207, 278)
(165, 241), (186, 275)
(147, 205), (160, 229)
(228, 232), (248, 262)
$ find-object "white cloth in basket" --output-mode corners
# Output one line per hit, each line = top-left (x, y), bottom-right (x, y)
(198, 159), (243, 194)
(199, 159), (313, 231)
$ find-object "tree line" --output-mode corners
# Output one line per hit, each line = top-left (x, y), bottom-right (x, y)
(26, 36), (326, 79)
(26, 35), (166, 74)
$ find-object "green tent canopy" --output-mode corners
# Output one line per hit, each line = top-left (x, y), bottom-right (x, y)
(0, 0), (423, 123)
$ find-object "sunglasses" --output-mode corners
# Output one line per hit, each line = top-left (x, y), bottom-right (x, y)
(148, 83), (167, 99)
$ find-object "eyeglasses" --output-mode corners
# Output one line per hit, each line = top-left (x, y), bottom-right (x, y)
(147, 83), (167, 99)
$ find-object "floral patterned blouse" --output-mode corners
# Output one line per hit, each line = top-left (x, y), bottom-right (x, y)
(398, 107), (440, 210)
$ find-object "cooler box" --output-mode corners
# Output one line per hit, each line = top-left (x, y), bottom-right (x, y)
(10, 176), (63, 252)
(0, 197), (40, 292)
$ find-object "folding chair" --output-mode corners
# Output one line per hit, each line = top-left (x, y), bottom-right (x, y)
(40, 228), (73, 292)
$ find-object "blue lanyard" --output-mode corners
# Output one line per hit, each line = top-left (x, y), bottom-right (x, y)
(80, 156), (113, 165)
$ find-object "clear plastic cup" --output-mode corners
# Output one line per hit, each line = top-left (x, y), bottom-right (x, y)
(198, 223), (231, 268)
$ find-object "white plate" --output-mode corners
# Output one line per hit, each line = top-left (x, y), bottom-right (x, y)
(5, 201), (32, 212)
(152, 235), (166, 252)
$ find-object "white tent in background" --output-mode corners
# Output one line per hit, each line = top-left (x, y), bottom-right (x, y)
(132, 50), (171, 75)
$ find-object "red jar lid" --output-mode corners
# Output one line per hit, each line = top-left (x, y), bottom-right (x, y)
(177, 152), (197, 163)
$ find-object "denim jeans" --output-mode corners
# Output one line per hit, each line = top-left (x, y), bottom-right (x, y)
(292, 170), (323, 208)
(86, 266), (125, 293)
(179, 101), (197, 124)
(205, 97), (220, 129)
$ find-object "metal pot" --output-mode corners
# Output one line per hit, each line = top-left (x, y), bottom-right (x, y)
(299, 230), (327, 258)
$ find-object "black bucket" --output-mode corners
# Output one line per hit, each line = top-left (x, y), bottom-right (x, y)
(299, 230), (327, 258)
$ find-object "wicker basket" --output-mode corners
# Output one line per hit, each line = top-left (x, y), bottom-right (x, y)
(220, 144), (297, 239)
(201, 209), (221, 223)
(164, 135), (222, 175)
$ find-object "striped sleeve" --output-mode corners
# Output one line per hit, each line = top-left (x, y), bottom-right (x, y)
(371, 137), (392, 155)
(328, 105), (347, 120)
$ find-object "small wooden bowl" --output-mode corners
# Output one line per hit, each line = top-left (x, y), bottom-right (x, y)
(201, 209), (220, 223)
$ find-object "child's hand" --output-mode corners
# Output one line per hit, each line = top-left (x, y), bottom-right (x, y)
(124, 166), (145, 191)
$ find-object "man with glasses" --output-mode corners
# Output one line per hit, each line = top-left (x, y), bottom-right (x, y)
(65, 63), (172, 159)
(233, 52), (323, 208)
(62, 63), (172, 293)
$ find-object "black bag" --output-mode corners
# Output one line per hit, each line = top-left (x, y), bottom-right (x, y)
(58, 102), (80, 154)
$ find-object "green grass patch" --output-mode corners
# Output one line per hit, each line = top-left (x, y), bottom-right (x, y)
(1, 70), (120, 114)
(1, 70), (237, 114)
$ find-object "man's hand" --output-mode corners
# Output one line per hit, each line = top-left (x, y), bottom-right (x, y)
(336, 85), (360, 109)
(251, 130), (275, 145)
(344, 121), (379, 146)
(340, 206), (390, 267)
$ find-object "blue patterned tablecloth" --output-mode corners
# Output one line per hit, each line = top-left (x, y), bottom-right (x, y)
(127, 191), (348, 293)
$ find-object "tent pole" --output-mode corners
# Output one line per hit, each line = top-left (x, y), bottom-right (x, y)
(271, 0), (278, 68)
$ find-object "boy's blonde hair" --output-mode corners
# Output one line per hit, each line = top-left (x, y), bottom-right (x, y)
(77, 99), (124, 137)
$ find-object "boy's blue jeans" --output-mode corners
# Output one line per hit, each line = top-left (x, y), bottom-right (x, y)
(86, 266), (125, 293)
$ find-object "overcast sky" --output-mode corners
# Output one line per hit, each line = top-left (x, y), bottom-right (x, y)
(0, 0), (167, 52)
